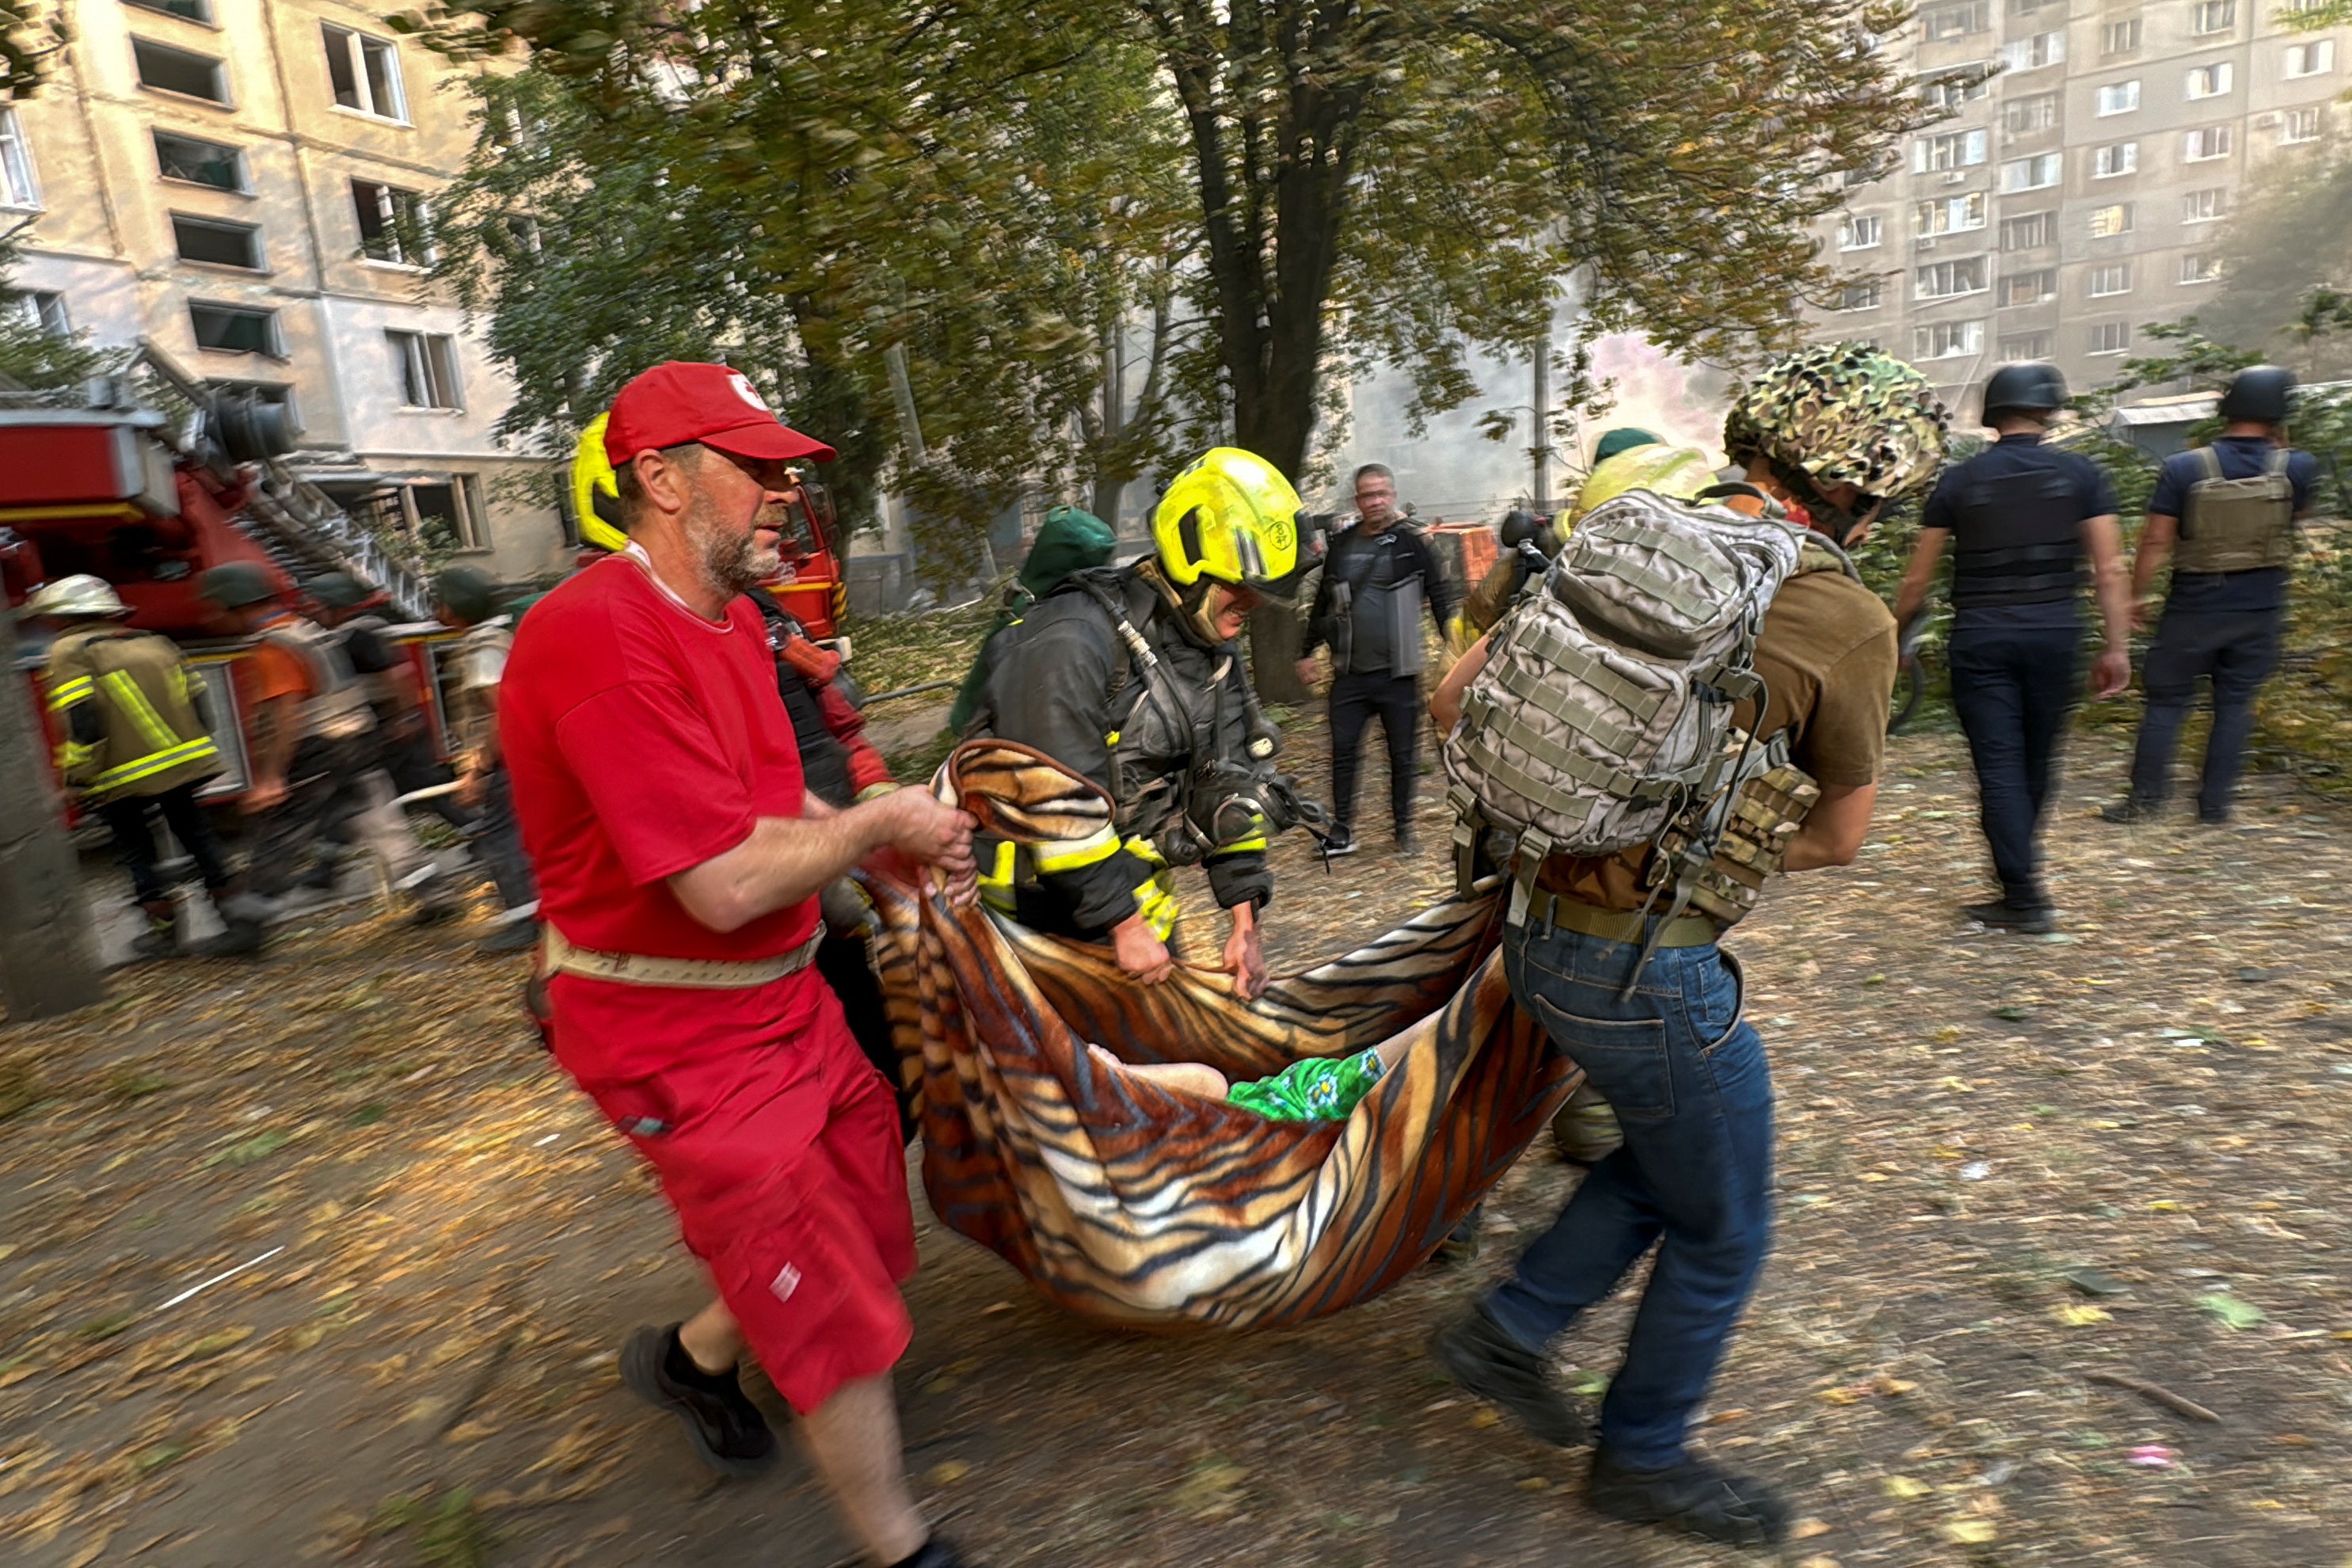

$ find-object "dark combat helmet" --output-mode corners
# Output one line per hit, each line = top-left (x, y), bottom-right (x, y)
(2218, 365), (2295, 424)
(1981, 362), (2068, 421)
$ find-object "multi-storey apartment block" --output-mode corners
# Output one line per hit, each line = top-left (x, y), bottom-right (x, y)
(2, 0), (567, 582)
(1811, 0), (2350, 412)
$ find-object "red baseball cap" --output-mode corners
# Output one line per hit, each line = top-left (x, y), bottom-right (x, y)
(603, 361), (836, 467)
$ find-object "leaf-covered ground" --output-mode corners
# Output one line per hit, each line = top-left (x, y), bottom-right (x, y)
(2, 721), (2348, 1568)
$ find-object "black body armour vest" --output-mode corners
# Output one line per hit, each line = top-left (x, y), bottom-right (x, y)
(1950, 462), (2084, 611)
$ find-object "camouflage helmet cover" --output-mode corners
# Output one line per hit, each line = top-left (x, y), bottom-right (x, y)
(1722, 343), (1951, 504)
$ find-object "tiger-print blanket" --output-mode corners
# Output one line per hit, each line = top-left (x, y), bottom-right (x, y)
(865, 740), (1581, 1329)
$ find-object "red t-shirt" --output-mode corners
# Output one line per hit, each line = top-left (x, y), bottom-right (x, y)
(502, 554), (818, 975)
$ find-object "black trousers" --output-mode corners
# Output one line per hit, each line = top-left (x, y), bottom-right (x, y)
(2128, 609), (2284, 819)
(1329, 670), (1421, 837)
(97, 780), (233, 905)
(1948, 621), (2081, 908)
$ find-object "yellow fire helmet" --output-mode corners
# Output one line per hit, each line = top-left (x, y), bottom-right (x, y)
(1151, 447), (1303, 599)
(569, 413), (629, 554)
(1570, 442), (1718, 523)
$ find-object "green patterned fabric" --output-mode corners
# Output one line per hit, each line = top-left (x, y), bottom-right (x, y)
(1227, 1047), (1387, 1122)
(1722, 343), (1950, 504)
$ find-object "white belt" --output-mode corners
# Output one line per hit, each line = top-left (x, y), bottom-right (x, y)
(542, 922), (825, 989)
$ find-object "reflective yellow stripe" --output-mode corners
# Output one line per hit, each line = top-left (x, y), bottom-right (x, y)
(1212, 833), (1268, 855)
(976, 839), (1020, 912)
(101, 670), (181, 753)
(89, 736), (219, 791)
(1104, 730), (1120, 746)
(1030, 822), (1123, 873)
(45, 676), (95, 710)
(1132, 872), (1180, 941)
(58, 740), (98, 772)
(1121, 835), (1168, 868)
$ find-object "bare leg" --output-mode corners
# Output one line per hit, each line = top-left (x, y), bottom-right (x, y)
(677, 1296), (744, 1374)
(1087, 1043), (1228, 1100)
(797, 1372), (928, 1565)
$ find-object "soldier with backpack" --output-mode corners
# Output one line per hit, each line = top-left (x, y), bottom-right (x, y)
(2102, 365), (2319, 825)
(1425, 344), (1948, 1550)
(1890, 363), (2133, 933)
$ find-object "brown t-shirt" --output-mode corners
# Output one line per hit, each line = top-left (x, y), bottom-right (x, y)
(1536, 567), (1898, 910)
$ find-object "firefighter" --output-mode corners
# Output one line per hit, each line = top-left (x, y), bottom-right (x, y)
(26, 574), (239, 958)
(307, 571), (475, 837)
(2103, 365), (2319, 825)
(195, 561), (452, 953)
(976, 447), (1317, 998)
(1893, 363), (2133, 931)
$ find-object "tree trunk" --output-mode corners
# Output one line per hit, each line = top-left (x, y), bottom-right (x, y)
(0, 608), (105, 1021)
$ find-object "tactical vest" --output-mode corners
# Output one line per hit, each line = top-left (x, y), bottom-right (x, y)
(2176, 447), (2295, 575)
(1949, 459), (2084, 610)
(259, 616), (375, 742)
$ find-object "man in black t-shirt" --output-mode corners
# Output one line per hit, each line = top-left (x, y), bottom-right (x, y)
(1296, 463), (1459, 854)
(1894, 363), (2132, 931)
(2103, 366), (2320, 826)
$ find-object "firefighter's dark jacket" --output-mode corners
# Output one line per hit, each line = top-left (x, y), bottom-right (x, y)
(984, 565), (1272, 931)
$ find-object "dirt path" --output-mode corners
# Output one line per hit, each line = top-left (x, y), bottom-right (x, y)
(2, 726), (2348, 1567)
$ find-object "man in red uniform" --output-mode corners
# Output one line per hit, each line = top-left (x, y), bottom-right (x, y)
(501, 362), (980, 1568)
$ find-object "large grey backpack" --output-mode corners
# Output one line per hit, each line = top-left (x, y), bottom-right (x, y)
(1442, 485), (1828, 927)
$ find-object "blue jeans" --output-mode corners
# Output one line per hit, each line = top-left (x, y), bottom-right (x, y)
(1486, 922), (1774, 1469)
(2128, 609), (2284, 817)
(1948, 620), (2081, 907)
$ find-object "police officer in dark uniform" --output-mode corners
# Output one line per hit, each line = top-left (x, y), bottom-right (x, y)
(1894, 363), (2133, 932)
(2102, 365), (2318, 826)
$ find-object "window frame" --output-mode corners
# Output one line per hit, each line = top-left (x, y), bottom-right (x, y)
(2184, 62), (2233, 101)
(1920, 0), (1991, 40)
(2181, 187), (2227, 223)
(188, 300), (283, 358)
(2087, 261), (2134, 298)
(169, 211), (265, 271)
(0, 107), (39, 210)
(404, 474), (487, 552)
(1912, 319), (1986, 360)
(2088, 202), (2136, 238)
(2095, 80), (2141, 116)
(151, 127), (249, 194)
(2092, 142), (2140, 177)
(2000, 29), (2066, 70)
(351, 178), (435, 268)
(1915, 256), (1991, 300)
(1839, 212), (1885, 251)
(2001, 211), (2057, 249)
(2001, 267), (2058, 306)
(2087, 321), (2133, 356)
(8, 290), (70, 336)
(2102, 17), (2142, 54)
(2006, 92), (2060, 133)
(2191, 0), (2236, 35)
(1838, 279), (1885, 313)
(321, 23), (409, 124)
(2179, 252), (2221, 284)
(1913, 192), (1989, 238)
(2183, 124), (2234, 162)
(124, 0), (215, 23)
(1998, 332), (2053, 363)
(386, 327), (463, 411)
(131, 36), (231, 106)
(2000, 152), (2063, 192)
(2282, 106), (2323, 144)
(2285, 40), (2335, 78)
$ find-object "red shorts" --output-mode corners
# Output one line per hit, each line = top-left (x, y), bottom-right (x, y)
(553, 969), (917, 1414)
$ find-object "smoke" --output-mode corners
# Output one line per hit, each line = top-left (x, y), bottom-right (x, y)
(1316, 333), (1733, 521)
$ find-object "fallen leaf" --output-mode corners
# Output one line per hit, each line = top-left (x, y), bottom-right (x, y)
(2052, 1303), (2111, 1326)
(927, 1460), (970, 1486)
(1791, 1517), (1833, 1539)
(2198, 1292), (2266, 1330)
(1943, 1517), (1998, 1544)
(1882, 1475), (1931, 1500)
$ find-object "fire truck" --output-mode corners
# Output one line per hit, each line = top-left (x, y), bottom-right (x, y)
(5, 347), (471, 815)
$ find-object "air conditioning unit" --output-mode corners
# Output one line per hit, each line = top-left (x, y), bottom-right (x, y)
(2255, 112), (2280, 127)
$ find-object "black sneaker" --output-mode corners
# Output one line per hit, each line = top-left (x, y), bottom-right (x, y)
(1428, 1303), (1590, 1448)
(1586, 1447), (1790, 1549)
(1963, 900), (2055, 935)
(620, 1323), (778, 1476)
(1394, 824), (1416, 854)
(2196, 807), (2233, 827)
(1323, 828), (1360, 858)
(2099, 798), (2160, 825)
